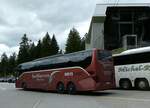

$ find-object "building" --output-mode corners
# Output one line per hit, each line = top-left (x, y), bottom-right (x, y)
(86, 3), (150, 50)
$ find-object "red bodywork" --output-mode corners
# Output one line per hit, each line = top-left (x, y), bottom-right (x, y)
(16, 49), (115, 91)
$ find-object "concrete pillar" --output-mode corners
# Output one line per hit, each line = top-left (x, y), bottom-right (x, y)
(91, 23), (104, 49)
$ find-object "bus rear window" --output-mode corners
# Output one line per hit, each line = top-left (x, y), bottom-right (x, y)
(97, 50), (112, 61)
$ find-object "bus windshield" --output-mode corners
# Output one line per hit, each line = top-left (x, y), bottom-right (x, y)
(97, 50), (112, 61)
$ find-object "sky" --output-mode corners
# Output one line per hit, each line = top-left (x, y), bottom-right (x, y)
(0, 0), (150, 56)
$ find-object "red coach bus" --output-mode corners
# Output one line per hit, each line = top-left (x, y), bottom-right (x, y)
(16, 49), (115, 94)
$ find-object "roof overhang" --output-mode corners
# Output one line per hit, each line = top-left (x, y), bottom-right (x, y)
(94, 3), (150, 17)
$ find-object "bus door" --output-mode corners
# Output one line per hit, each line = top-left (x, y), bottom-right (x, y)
(97, 50), (114, 82)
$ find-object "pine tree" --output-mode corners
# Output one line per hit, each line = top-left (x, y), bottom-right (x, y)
(80, 37), (85, 50)
(65, 28), (82, 53)
(29, 42), (36, 60)
(1, 53), (8, 77)
(17, 34), (30, 64)
(51, 34), (59, 55)
(41, 32), (52, 57)
(35, 40), (42, 58)
(8, 53), (17, 76)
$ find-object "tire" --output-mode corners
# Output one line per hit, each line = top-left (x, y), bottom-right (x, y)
(22, 82), (27, 90)
(67, 82), (76, 94)
(136, 80), (149, 90)
(120, 80), (132, 89)
(56, 82), (65, 93)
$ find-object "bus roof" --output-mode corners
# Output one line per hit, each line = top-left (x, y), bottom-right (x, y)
(32, 49), (93, 62)
(113, 46), (150, 57)
(33, 54), (63, 62)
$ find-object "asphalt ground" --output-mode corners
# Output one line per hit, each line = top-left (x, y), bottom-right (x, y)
(0, 83), (150, 108)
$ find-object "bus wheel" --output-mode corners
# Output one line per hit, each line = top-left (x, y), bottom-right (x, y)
(137, 79), (149, 90)
(56, 82), (64, 93)
(22, 82), (27, 90)
(67, 82), (76, 94)
(120, 80), (132, 89)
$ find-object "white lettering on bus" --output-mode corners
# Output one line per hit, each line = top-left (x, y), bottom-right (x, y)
(32, 74), (50, 79)
(118, 64), (150, 72)
(64, 72), (73, 76)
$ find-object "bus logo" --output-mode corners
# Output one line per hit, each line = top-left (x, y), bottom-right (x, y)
(64, 72), (73, 77)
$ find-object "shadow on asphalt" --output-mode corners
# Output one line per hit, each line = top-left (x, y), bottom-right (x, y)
(75, 91), (115, 96)
(17, 88), (116, 96)
(115, 87), (150, 91)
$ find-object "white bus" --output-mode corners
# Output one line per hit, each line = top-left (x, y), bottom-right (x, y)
(113, 47), (150, 90)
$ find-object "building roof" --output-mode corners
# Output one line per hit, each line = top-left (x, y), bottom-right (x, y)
(94, 3), (150, 17)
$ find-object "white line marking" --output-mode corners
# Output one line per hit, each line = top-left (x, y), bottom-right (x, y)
(32, 100), (41, 108)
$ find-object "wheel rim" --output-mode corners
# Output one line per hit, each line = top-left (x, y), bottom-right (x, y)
(138, 81), (146, 89)
(123, 82), (129, 89)
(57, 83), (64, 93)
(121, 81), (131, 89)
(68, 83), (76, 94)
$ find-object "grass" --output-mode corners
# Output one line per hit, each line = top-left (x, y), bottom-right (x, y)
(112, 48), (125, 54)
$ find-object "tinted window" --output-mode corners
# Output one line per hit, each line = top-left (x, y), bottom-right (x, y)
(113, 51), (150, 65)
(19, 50), (92, 72)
